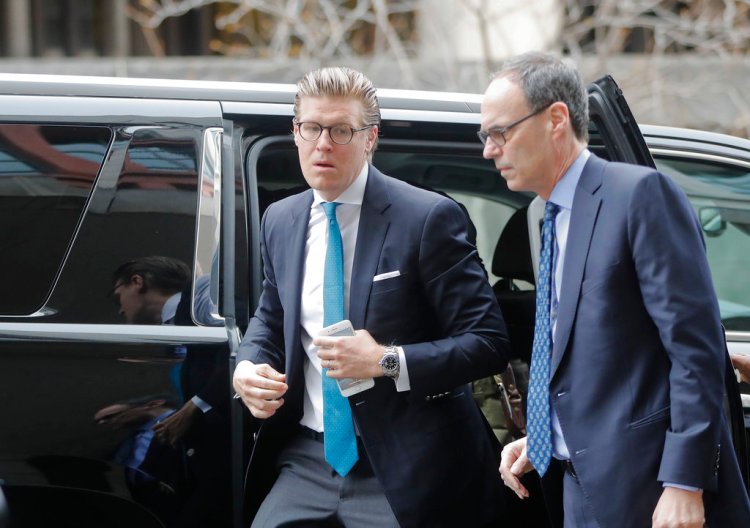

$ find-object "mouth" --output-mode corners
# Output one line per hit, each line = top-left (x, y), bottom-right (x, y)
(314, 161), (335, 169)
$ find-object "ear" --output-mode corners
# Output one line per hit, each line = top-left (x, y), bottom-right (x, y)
(292, 120), (299, 146)
(365, 125), (378, 153)
(130, 274), (146, 292)
(548, 102), (570, 135)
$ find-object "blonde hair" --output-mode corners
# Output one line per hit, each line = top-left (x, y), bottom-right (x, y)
(294, 67), (380, 158)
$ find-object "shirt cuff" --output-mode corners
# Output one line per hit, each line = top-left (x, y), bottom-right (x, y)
(394, 346), (410, 392)
(663, 482), (701, 492)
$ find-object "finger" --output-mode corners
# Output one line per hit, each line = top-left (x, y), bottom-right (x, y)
(244, 375), (288, 393)
(255, 364), (287, 382)
(248, 398), (284, 419)
(316, 346), (338, 361)
(499, 466), (528, 498)
(510, 452), (529, 476)
(313, 336), (336, 349)
(325, 367), (345, 379)
(246, 386), (287, 401)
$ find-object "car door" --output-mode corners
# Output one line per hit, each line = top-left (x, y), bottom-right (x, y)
(586, 75), (749, 490)
(0, 90), (235, 528)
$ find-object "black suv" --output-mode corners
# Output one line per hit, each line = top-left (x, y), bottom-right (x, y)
(0, 73), (748, 528)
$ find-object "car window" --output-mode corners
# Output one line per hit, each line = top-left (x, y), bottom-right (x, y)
(47, 127), (201, 323)
(0, 124), (111, 315)
(250, 140), (527, 285)
(654, 156), (750, 332)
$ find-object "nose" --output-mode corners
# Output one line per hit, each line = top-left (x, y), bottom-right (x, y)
(316, 128), (335, 150)
(482, 139), (500, 159)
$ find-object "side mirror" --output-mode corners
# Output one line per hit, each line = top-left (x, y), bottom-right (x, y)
(699, 207), (726, 237)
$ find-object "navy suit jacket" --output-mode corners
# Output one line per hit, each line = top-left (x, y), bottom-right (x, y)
(541, 153), (750, 527)
(238, 165), (510, 527)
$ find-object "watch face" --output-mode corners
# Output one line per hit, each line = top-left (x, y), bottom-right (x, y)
(382, 353), (399, 372)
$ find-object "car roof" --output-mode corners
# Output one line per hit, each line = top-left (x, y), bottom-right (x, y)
(641, 123), (750, 165)
(0, 73), (484, 114)
(4, 73), (750, 162)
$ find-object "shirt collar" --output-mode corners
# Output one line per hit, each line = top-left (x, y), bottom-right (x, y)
(548, 148), (590, 211)
(161, 292), (181, 324)
(312, 162), (369, 207)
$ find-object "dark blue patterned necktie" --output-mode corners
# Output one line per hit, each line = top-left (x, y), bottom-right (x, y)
(320, 202), (358, 476)
(527, 201), (559, 476)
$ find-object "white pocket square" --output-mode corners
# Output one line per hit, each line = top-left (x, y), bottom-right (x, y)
(373, 270), (401, 282)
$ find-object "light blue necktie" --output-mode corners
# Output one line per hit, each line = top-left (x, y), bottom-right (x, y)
(527, 201), (559, 476)
(320, 202), (358, 477)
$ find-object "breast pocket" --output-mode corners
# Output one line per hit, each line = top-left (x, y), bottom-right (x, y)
(581, 259), (624, 297)
(370, 272), (409, 295)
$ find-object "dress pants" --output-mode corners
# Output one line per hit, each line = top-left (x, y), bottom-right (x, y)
(251, 430), (399, 528)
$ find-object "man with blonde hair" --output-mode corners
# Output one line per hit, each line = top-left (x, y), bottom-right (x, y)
(233, 66), (510, 527)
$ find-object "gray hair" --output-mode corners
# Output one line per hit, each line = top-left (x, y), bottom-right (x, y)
(493, 52), (589, 142)
(294, 66), (381, 157)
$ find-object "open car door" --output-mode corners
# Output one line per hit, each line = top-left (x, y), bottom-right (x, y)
(587, 75), (656, 168)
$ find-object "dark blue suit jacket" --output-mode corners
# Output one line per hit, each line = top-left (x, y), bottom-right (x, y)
(542, 153), (750, 527)
(238, 165), (510, 527)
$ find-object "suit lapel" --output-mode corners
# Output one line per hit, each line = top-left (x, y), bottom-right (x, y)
(550, 155), (605, 378)
(283, 190), (313, 380)
(349, 166), (391, 329)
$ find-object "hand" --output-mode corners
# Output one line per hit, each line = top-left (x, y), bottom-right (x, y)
(652, 486), (704, 528)
(232, 360), (288, 419)
(314, 329), (383, 380)
(499, 436), (533, 499)
(152, 400), (199, 446)
(730, 353), (750, 383)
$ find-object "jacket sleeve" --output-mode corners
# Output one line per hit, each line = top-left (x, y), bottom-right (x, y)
(629, 171), (725, 490)
(237, 206), (286, 371)
(401, 197), (511, 398)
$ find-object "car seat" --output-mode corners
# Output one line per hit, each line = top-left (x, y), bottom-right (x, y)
(492, 206), (536, 366)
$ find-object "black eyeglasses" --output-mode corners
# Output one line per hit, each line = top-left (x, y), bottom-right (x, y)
(294, 121), (372, 145)
(477, 103), (552, 147)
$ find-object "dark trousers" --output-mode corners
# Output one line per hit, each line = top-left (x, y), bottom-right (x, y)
(251, 431), (399, 528)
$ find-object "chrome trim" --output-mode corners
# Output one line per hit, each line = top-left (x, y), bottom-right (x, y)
(380, 108), (480, 124)
(0, 323), (227, 344)
(220, 101), (292, 117)
(649, 148), (750, 169)
(194, 127), (224, 325)
(220, 102), (481, 125)
(726, 331), (750, 343)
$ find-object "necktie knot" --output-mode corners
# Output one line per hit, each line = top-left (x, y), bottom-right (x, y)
(544, 201), (559, 222)
(322, 201), (340, 221)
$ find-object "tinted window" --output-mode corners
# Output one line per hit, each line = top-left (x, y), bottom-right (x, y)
(251, 140), (527, 284)
(0, 124), (111, 315)
(47, 127), (200, 323)
(655, 156), (750, 331)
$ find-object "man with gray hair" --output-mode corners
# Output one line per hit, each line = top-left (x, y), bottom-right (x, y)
(481, 52), (750, 527)
(233, 66), (510, 527)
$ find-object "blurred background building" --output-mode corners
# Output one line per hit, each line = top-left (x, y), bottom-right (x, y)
(2, 0), (750, 137)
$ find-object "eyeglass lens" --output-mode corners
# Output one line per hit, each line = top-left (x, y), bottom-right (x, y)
(298, 122), (355, 145)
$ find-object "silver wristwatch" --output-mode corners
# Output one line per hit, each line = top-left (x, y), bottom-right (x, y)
(379, 345), (400, 379)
